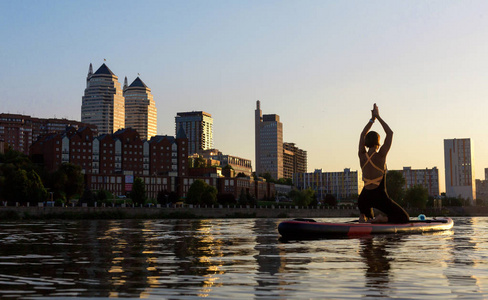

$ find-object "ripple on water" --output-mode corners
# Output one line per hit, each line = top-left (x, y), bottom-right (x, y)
(0, 218), (487, 299)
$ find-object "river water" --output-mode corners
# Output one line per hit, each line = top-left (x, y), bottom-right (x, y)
(0, 217), (487, 299)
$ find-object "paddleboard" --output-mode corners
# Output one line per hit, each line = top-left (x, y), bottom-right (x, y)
(278, 217), (453, 239)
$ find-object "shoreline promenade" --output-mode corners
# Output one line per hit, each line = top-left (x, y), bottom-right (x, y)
(0, 205), (486, 220)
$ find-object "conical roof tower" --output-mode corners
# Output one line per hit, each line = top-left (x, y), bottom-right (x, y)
(81, 62), (125, 135)
(123, 76), (157, 140)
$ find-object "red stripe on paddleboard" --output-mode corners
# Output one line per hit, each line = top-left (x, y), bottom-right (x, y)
(348, 226), (373, 235)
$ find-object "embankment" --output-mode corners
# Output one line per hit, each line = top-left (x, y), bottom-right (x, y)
(0, 205), (486, 220)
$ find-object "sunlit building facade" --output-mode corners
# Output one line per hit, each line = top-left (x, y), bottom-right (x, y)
(123, 77), (157, 140)
(255, 101), (283, 180)
(393, 167), (440, 197)
(475, 168), (488, 203)
(200, 149), (253, 177)
(81, 63), (125, 135)
(283, 142), (307, 179)
(444, 138), (475, 204)
(293, 168), (362, 202)
(175, 111), (213, 155)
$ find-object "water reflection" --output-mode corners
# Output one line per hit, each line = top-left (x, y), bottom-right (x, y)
(444, 217), (486, 296)
(359, 236), (403, 298)
(0, 218), (488, 298)
(252, 219), (287, 299)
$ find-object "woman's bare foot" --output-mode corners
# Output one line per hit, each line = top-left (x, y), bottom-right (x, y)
(371, 215), (388, 223)
(358, 214), (371, 223)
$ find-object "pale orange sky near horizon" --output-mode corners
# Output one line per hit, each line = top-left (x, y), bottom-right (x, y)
(2, 1), (488, 194)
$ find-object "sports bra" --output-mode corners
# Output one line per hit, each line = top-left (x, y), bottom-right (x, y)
(362, 152), (385, 186)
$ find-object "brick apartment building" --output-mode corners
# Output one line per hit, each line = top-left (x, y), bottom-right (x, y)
(31, 126), (274, 201)
(31, 126), (189, 198)
(0, 113), (96, 154)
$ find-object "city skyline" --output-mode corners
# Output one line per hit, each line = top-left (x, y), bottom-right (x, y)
(2, 1), (488, 193)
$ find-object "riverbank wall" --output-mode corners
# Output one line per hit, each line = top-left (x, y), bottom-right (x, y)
(1, 205), (487, 220)
(0, 206), (358, 220)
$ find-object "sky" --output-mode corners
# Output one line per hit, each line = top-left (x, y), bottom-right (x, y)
(1, 0), (488, 193)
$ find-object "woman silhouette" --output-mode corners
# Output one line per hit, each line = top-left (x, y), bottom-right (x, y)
(358, 104), (409, 223)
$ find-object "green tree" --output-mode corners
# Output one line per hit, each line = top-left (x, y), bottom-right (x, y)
(289, 188), (315, 206)
(53, 191), (66, 205)
(0, 149), (48, 204)
(131, 177), (146, 206)
(444, 196), (463, 206)
(3, 168), (29, 203)
(97, 189), (109, 203)
(247, 190), (257, 206)
(202, 185), (218, 205)
(238, 189), (248, 205)
(186, 179), (206, 204)
(260, 172), (276, 183)
(309, 193), (319, 207)
(52, 163), (84, 201)
(222, 164), (235, 177)
(404, 185), (429, 209)
(186, 179), (217, 205)
(277, 178), (293, 186)
(2, 169), (47, 205)
(26, 169), (48, 204)
(191, 155), (207, 168)
(386, 170), (405, 205)
(80, 188), (96, 206)
(0, 148), (31, 169)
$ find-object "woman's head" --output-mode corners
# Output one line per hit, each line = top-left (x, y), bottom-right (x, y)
(365, 131), (380, 148)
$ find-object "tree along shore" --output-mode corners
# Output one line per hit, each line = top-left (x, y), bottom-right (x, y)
(0, 205), (484, 220)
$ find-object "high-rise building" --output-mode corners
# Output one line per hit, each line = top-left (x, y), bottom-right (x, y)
(175, 111), (213, 155)
(283, 142), (307, 179)
(123, 77), (157, 140)
(81, 63), (125, 135)
(475, 168), (488, 204)
(255, 100), (283, 180)
(392, 167), (440, 197)
(444, 138), (475, 204)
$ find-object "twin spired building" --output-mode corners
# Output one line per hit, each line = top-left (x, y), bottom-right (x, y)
(81, 63), (157, 140)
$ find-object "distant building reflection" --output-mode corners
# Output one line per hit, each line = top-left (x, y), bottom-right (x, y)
(445, 217), (483, 295)
(160, 219), (226, 297)
(252, 219), (285, 299)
